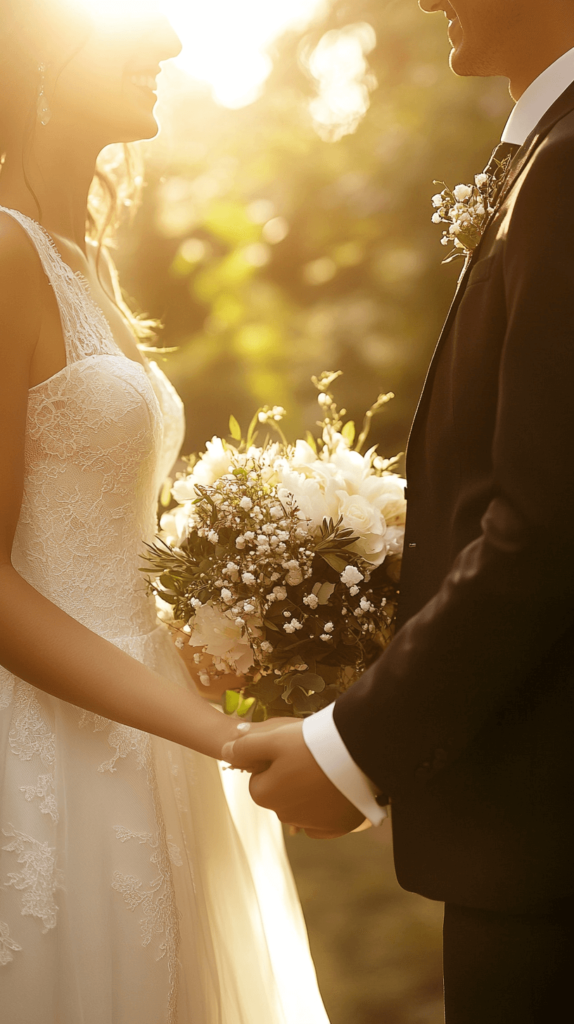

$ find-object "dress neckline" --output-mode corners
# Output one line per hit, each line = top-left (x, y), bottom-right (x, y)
(0, 205), (149, 380)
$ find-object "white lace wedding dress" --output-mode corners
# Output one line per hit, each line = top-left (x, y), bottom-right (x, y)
(0, 207), (330, 1024)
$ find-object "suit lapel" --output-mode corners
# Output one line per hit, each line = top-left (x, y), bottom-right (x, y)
(406, 80), (574, 461)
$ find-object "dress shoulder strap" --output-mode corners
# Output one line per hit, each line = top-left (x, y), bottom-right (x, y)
(0, 206), (118, 365)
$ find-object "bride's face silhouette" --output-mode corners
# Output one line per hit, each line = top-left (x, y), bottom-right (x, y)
(5, 0), (182, 147)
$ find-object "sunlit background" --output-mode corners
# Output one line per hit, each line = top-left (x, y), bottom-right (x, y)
(166, 0), (327, 108)
(91, 0), (513, 1020)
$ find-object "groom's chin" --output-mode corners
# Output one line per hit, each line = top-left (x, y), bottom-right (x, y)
(449, 44), (500, 79)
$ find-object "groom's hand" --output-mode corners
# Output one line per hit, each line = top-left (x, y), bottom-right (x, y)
(222, 722), (365, 838)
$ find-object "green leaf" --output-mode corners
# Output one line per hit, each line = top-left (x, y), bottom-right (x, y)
(341, 420), (356, 445)
(246, 410), (261, 447)
(280, 674), (298, 703)
(320, 552), (349, 573)
(305, 431), (318, 453)
(229, 415), (242, 441)
(296, 671), (326, 693)
(223, 690), (241, 715)
(238, 697), (255, 718)
(252, 702), (268, 722)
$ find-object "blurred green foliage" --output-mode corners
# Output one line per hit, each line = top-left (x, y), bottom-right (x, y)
(117, 0), (512, 1017)
(117, 0), (510, 463)
(286, 824), (444, 1024)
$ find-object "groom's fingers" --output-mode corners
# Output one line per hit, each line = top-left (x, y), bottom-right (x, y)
(304, 827), (350, 840)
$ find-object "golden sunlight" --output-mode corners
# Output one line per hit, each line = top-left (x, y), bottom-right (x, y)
(77, 0), (327, 109)
(165, 0), (327, 108)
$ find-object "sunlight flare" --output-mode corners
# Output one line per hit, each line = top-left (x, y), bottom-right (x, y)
(76, 0), (326, 108)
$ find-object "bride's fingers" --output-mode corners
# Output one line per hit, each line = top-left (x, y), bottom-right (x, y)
(222, 730), (278, 769)
(246, 717), (300, 735)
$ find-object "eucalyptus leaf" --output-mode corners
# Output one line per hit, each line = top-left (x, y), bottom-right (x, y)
(320, 552), (349, 573)
(229, 415), (242, 441)
(341, 420), (356, 444)
(305, 431), (318, 453)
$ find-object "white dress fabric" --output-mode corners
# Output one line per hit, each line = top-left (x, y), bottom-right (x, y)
(0, 207), (330, 1024)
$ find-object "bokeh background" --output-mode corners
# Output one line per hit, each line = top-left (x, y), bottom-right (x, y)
(115, 1), (512, 1020)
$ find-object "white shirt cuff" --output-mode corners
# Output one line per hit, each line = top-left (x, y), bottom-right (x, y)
(302, 703), (387, 826)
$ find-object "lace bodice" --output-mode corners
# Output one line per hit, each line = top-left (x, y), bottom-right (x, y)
(3, 207), (185, 641)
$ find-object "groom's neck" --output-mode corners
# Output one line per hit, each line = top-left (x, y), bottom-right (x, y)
(508, 27), (574, 100)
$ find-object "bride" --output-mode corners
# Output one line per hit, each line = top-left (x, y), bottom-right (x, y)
(0, 2), (330, 1021)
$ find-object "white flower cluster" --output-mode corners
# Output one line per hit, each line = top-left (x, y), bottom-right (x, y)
(276, 436), (405, 567)
(146, 382), (405, 718)
(431, 172), (495, 258)
(258, 405), (287, 424)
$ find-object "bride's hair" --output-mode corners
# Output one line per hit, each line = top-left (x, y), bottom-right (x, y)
(0, 0), (157, 341)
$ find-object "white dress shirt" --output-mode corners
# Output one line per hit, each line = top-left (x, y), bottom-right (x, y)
(502, 46), (574, 145)
(303, 46), (574, 828)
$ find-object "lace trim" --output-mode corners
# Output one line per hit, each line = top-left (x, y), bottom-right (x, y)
(79, 711), (149, 774)
(2, 827), (64, 933)
(0, 920), (22, 966)
(0, 670), (14, 710)
(112, 794), (179, 1023)
(0, 207), (119, 367)
(20, 774), (58, 824)
(8, 680), (55, 769)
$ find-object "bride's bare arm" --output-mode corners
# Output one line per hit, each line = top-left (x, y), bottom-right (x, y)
(0, 221), (237, 760)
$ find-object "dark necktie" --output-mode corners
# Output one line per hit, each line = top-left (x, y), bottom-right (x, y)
(483, 141), (521, 201)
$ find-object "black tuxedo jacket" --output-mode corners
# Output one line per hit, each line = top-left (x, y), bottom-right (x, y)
(334, 82), (574, 912)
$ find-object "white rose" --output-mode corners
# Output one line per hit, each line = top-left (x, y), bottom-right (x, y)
(192, 437), (234, 486)
(171, 475), (198, 503)
(361, 475), (407, 526)
(336, 491), (388, 565)
(276, 473), (335, 530)
(336, 489), (384, 536)
(187, 604), (254, 674)
(328, 445), (370, 493)
(159, 502), (199, 545)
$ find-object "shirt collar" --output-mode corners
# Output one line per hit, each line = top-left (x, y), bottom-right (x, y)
(502, 46), (574, 146)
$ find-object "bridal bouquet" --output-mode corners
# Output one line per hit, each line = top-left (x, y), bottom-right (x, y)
(143, 372), (406, 720)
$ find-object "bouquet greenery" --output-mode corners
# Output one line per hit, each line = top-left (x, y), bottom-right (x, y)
(143, 372), (406, 720)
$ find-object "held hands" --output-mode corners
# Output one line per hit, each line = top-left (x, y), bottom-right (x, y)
(222, 720), (365, 839)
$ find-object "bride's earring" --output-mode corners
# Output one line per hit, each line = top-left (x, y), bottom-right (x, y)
(37, 63), (52, 127)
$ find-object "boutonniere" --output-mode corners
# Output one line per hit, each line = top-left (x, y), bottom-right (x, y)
(431, 154), (513, 265)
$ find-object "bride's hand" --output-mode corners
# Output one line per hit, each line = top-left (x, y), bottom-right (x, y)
(172, 640), (243, 701)
(243, 717), (302, 734)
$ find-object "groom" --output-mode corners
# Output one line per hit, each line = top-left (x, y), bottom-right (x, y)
(224, 2), (574, 1020)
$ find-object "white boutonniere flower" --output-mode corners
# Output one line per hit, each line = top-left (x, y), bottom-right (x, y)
(431, 154), (512, 264)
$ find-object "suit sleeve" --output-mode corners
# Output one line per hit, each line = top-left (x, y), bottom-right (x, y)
(333, 131), (574, 798)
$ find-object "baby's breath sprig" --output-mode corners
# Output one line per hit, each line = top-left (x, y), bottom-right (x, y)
(143, 373), (405, 720)
(431, 154), (512, 264)
(312, 370), (397, 460)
